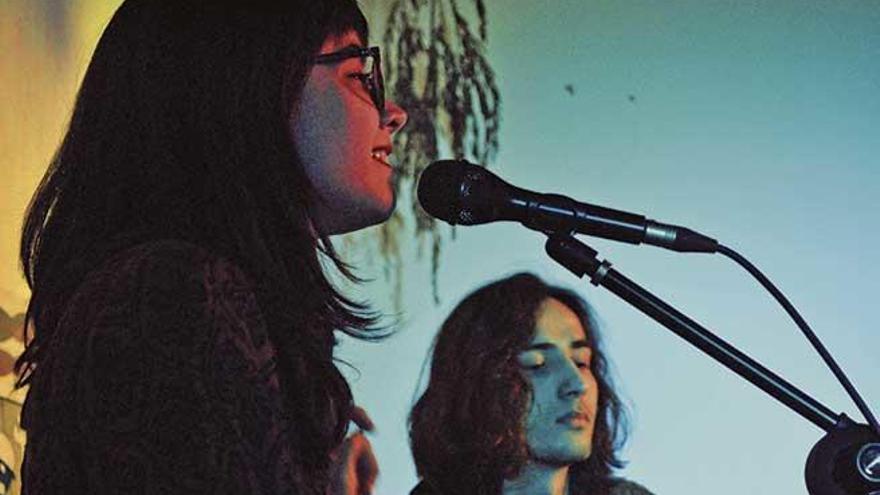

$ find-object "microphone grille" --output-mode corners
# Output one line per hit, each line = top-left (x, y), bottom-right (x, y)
(417, 160), (471, 224)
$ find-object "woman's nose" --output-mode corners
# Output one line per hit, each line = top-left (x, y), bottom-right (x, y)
(381, 99), (408, 133)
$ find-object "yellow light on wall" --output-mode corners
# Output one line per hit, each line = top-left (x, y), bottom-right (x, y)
(0, 0), (123, 315)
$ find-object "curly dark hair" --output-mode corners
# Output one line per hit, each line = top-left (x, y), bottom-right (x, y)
(18, 0), (380, 492)
(409, 273), (629, 495)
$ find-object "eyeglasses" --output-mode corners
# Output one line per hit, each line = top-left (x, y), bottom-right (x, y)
(314, 46), (385, 120)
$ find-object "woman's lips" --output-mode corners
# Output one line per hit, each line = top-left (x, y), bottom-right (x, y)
(371, 147), (393, 168)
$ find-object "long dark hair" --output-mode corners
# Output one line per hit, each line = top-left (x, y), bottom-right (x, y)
(18, 0), (381, 491)
(409, 273), (629, 495)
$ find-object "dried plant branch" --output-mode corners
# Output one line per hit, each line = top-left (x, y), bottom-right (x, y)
(375, 0), (501, 305)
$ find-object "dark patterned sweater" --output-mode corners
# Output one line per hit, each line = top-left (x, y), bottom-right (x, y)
(21, 240), (299, 494)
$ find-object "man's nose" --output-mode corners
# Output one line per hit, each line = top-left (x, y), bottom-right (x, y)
(558, 363), (587, 399)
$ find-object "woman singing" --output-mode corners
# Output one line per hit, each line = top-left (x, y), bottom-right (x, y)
(17, 1), (406, 493)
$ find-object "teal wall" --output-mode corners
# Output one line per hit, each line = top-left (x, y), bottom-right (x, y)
(340, 1), (880, 493)
(3, 1), (877, 493)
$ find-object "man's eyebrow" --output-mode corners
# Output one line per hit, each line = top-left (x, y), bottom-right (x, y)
(523, 339), (591, 351)
(523, 343), (554, 351)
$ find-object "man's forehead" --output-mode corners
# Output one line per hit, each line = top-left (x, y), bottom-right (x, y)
(532, 297), (587, 344)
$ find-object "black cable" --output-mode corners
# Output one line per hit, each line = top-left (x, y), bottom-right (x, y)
(717, 243), (880, 436)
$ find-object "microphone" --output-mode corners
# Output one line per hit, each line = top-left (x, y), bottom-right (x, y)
(417, 159), (718, 253)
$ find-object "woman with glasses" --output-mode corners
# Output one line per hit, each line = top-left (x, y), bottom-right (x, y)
(409, 273), (653, 495)
(17, 1), (405, 494)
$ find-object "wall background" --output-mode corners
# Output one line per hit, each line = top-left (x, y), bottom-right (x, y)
(2, 1), (878, 494)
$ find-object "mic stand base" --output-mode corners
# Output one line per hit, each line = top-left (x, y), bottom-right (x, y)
(806, 415), (880, 495)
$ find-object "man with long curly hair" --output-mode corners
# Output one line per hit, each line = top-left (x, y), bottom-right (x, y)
(409, 273), (653, 495)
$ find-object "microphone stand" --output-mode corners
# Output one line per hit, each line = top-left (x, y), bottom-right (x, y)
(544, 233), (880, 495)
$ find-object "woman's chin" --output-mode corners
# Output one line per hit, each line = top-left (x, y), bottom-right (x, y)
(365, 187), (397, 224)
(317, 194), (396, 236)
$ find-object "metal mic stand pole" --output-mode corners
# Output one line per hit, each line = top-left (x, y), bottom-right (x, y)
(544, 233), (880, 495)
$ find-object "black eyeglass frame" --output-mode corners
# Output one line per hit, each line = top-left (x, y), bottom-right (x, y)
(313, 46), (386, 120)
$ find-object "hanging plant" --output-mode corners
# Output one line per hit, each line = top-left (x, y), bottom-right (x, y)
(366, 0), (501, 305)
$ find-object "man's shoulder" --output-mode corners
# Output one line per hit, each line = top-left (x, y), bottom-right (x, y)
(608, 477), (655, 495)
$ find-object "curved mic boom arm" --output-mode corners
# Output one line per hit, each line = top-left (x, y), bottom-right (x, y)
(543, 233), (880, 495)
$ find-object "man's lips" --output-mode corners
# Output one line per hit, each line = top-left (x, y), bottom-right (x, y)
(556, 411), (591, 427)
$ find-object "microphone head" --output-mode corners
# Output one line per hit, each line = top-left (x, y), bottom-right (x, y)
(417, 160), (509, 225)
